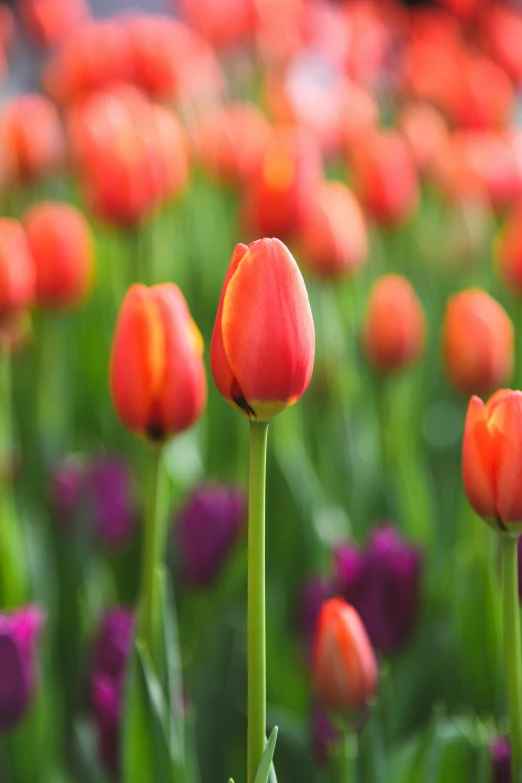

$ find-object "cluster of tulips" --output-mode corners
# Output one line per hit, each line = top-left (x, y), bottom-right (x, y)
(2, 0), (522, 782)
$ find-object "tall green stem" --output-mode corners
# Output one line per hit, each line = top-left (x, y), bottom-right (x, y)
(247, 421), (269, 783)
(337, 729), (357, 783)
(138, 446), (164, 665)
(501, 535), (522, 782)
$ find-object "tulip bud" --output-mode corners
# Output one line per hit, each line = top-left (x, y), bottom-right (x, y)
(24, 202), (94, 310)
(176, 483), (246, 589)
(334, 527), (423, 654)
(443, 289), (513, 396)
(110, 283), (207, 442)
(490, 736), (511, 783)
(211, 238), (315, 422)
(462, 390), (522, 534)
(0, 218), (35, 315)
(0, 606), (45, 731)
(350, 130), (418, 227)
(297, 181), (368, 280)
(362, 274), (426, 373)
(18, 0), (89, 48)
(313, 598), (376, 715)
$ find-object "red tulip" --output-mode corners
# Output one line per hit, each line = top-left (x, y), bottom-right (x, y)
(242, 126), (323, 240)
(313, 598), (376, 714)
(24, 202), (94, 309)
(110, 284), (206, 442)
(0, 95), (64, 183)
(350, 130), (418, 228)
(297, 181), (367, 280)
(479, 3), (522, 86)
(211, 238), (314, 422)
(17, 0), (89, 48)
(363, 275), (426, 373)
(496, 203), (522, 295)
(399, 102), (449, 179)
(177, 0), (254, 50)
(443, 289), (513, 396)
(463, 390), (522, 534)
(0, 219), (35, 315)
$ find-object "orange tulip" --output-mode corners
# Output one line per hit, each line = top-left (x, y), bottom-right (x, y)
(242, 126), (323, 240)
(313, 598), (376, 714)
(110, 284), (207, 442)
(297, 181), (367, 280)
(0, 95), (64, 183)
(350, 130), (418, 228)
(443, 289), (513, 396)
(363, 275), (426, 373)
(0, 219), (35, 314)
(496, 203), (522, 295)
(24, 202), (94, 309)
(399, 102), (449, 179)
(463, 390), (522, 534)
(211, 238), (315, 422)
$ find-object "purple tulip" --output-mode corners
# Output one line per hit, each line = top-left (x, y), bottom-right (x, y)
(491, 737), (511, 783)
(176, 484), (247, 589)
(334, 526), (422, 654)
(91, 609), (134, 780)
(0, 606), (45, 732)
(86, 459), (135, 549)
(311, 700), (338, 766)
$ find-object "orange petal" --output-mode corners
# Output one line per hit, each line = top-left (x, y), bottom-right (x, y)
(462, 395), (497, 520)
(488, 391), (522, 523)
(221, 238), (315, 415)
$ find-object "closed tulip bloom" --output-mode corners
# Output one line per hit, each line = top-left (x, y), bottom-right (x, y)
(211, 238), (315, 422)
(496, 205), (522, 295)
(17, 0), (89, 48)
(298, 181), (367, 280)
(24, 202), (94, 309)
(363, 275), (426, 373)
(0, 94), (64, 182)
(0, 606), (45, 731)
(313, 598), (377, 714)
(350, 130), (418, 228)
(110, 284), (206, 442)
(0, 219), (35, 315)
(463, 390), (522, 533)
(443, 289), (513, 396)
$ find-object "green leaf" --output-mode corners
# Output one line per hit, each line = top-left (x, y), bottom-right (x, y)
(121, 643), (157, 783)
(254, 727), (278, 783)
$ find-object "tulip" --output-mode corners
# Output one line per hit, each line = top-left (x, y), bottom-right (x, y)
(0, 606), (45, 731)
(24, 202), (94, 310)
(399, 102), (449, 179)
(448, 54), (514, 132)
(177, 0), (254, 50)
(242, 126), (323, 240)
(496, 204), (522, 295)
(349, 130), (418, 227)
(490, 737), (511, 783)
(297, 181), (367, 280)
(443, 289), (513, 396)
(18, 0), (89, 48)
(313, 597), (377, 715)
(91, 609), (134, 779)
(176, 483), (246, 589)
(335, 527), (423, 654)
(0, 219), (35, 316)
(0, 94), (64, 183)
(110, 283), (207, 442)
(211, 238), (315, 422)
(362, 274), (425, 373)
(86, 459), (135, 550)
(480, 3), (522, 86)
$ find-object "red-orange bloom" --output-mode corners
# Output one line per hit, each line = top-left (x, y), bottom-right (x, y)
(363, 275), (426, 373)
(350, 130), (418, 228)
(297, 181), (367, 280)
(110, 284), (206, 442)
(463, 390), (522, 533)
(0, 94), (64, 183)
(17, 0), (89, 48)
(211, 238), (315, 422)
(0, 219), (35, 314)
(496, 203), (522, 295)
(399, 102), (449, 180)
(24, 202), (94, 309)
(313, 598), (376, 714)
(177, 0), (254, 50)
(443, 289), (513, 396)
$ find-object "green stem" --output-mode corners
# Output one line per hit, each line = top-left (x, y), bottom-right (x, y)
(501, 535), (522, 782)
(337, 729), (357, 783)
(137, 446), (164, 665)
(247, 421), (269, 783)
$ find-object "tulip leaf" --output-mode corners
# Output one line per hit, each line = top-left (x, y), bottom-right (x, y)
(121, 643), (158, 783)
(253, 726), (278, 783)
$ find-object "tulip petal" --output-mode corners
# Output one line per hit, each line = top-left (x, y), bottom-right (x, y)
(153, 283), (207, 436)
(462, 395), (497, 520)
(210, 243), (249, 408)
(488, 391), (522, 524)
(221, 238), (315, 416)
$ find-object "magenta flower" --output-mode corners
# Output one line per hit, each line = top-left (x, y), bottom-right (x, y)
(0, 606), (45, 731)
(491, 737), (511, 783)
